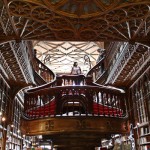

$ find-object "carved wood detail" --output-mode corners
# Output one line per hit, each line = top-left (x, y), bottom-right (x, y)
(1, 1), (148, 42)
(21, 117), (129, 136)
(107, 43), (150, 86)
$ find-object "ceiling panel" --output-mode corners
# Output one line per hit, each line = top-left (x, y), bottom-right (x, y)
(34, 41), (104, 74)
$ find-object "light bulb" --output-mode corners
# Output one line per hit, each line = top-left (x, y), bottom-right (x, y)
(2, 117), (6, 122)
(11, 124), (14, 128)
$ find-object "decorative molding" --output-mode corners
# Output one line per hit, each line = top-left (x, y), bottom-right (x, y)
(2, 1), (149, 41)
(45, 120), (54, 131)
(21, 117), (129, 136)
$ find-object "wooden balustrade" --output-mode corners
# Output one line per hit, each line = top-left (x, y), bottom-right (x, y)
(56, 74), (86, 86)
(34, 57), (55, 83)
(87, 57), (105, 82)
(24, 77), (126, 119)
(27, 74), (89, 93)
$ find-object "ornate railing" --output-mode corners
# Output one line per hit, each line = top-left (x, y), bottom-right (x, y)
(24, 75), (126, 119)
(34, 57), (55, 83)
(28, 74), (87, 92)
(11, 41), (35, 83)
(33, 70), (46, 85)
(56, 74), (86, 86)
(87, 56), (105, 82)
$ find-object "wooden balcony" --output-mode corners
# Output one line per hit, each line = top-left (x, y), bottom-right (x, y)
(21, 75), (129, 137)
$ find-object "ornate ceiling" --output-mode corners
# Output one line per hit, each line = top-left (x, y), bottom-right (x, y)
(37, 0), (132, 18)
(34, 41), (102, 73)
(0, 0), (148, 42)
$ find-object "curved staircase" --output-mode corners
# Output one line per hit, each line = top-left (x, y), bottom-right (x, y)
(21, 58), (129, 149)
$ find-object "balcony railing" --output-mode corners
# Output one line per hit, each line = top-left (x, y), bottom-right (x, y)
(24, 75), (126, 119)
(87, 56), (106, 83)
(34, 57), (55, 83)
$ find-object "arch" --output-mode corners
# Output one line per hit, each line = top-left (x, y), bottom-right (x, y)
(60, 95), (88, 115)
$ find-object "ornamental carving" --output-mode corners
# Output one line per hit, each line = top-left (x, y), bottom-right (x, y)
(0, 6), (14, 36)
(0, 24), (6, 36)
(45, 120), (54, 130)
(87, 18), (108, 32)
(9, 1), (31, 16)
(47, 17), (72, 30)
(108, 43), (150, 86)
(17, 18), (56, 40)
(31, 6), (53, 22)
(125, 4), (149, 18)
(105, 9), (127, 23)
(43, 0), (103, 18)
(42, 0), (146, 18)
(76, 120), (87, 129)
(4, 0), (150, 42)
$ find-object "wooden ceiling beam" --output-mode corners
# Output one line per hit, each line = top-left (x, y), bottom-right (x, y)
(2, 0), (19, 37)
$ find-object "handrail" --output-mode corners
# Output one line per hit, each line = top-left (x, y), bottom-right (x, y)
(27, 56), (57, 92)
(27, 74), (86, 93)
(27, 80), (57, 93)
(34, 57), (56, 83)
(86, 57), (105, 82)
(24, 83), (127, 119)
(25, 56), (127, 121)
(56, 74), (86, 86)
(33, 70), (46, 85)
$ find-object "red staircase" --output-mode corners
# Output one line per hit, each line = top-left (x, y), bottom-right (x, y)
(21, 58), (129, 149)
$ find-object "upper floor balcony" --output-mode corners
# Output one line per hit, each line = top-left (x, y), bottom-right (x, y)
(21, 74), (129, 136)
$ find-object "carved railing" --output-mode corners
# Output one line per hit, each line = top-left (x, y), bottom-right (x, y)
(11, 41), (35, 83)
(34, 57), (55, 83)
(33, 70), (46, 85)
(24, 75), (126, 119)
(86, 56), (105, 82)
(28, 74), (87, 92)
(56, 74), (86, 86)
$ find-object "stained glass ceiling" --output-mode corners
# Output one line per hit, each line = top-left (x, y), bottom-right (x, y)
(34, 41), (104, 74)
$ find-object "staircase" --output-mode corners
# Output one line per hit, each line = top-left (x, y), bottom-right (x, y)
(86, 51), (107, 84)
(33, 57), (56, 84)
(21, 58), (129, 149)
